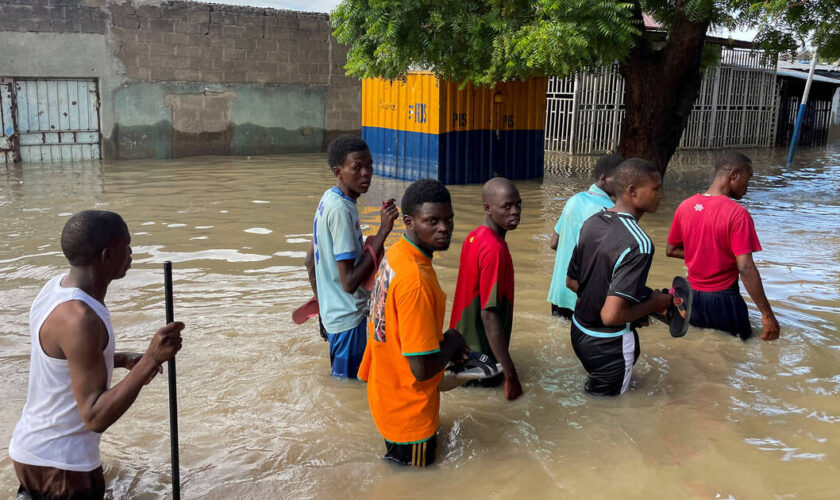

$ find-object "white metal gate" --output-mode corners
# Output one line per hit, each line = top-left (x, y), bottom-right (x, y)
(0, 78), (101, 163)
(544, 49), (779, 154)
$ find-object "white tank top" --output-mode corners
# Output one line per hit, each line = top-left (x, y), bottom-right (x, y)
(9, 275), (115, 471)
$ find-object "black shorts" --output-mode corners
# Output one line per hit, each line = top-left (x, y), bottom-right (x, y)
(384, 434), (437, 467)
(570, 322), (640, 396)
(689, 283), (752, 340)
(551, 304), (573, 320)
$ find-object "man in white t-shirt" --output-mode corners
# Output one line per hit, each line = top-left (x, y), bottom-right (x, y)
(9, 210), (183, 499)
(305, 135), (398, 378)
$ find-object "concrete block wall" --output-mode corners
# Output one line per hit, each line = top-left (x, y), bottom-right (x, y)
(0, 0), (361, 160)
(0, 0), (108, 34)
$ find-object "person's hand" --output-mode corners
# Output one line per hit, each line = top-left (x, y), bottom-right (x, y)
(651, 290), (673, 314)
(444, 329), (469, 363)
(146, 322), (184, 364)
(124, 352), (164, 385)
(504, 374), (523, 401)
(760, 313), (780, 341)
(380, 198), (399, 233)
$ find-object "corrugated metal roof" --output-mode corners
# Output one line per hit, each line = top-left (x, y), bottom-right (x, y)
(776, 69), (840, 86)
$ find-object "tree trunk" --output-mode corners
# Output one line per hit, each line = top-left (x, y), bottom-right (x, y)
(618, 3), (711, 176)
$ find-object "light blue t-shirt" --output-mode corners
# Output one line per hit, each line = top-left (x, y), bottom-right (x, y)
(313, 186), (369, 333)
(547, 184), (614, 310)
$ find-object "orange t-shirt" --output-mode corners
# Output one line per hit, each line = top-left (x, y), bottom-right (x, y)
(358, 236), (446, 444)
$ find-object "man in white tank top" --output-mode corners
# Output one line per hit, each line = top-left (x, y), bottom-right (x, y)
(8, 210), (184, 499)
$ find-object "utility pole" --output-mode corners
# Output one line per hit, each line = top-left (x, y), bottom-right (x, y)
(786, 51), (818, 166)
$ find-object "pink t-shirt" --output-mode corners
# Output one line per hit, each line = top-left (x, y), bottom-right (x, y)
(667, 194), (762, 292)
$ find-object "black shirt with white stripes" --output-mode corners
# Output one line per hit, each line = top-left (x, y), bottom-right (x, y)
(567, 210), (654, 336)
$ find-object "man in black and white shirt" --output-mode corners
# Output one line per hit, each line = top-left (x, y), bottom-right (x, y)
(566, 159), (673, 396)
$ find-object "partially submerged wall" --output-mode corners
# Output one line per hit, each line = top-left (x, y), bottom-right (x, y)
(0, 0), (361, 159)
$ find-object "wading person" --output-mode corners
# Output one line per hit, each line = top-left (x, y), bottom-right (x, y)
(666, 151), (780, 341)
(9, 210), (184, 499)
(358, 179), (467, 467)
(449, 177), (523, 400)
(566, 159), (674, 396)
(305, 135), (399, 378)
(547, 154), (623, 319)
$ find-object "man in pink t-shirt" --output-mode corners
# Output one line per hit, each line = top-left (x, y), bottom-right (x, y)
(666, 151), (780, 341)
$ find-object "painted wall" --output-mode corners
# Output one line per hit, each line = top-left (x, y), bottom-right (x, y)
(0, 0), (361, 160)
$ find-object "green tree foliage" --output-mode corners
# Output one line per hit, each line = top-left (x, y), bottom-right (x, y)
(332, 0), (840, 85)
(745, 0), (840, 61)
(331, 0), (641, 85)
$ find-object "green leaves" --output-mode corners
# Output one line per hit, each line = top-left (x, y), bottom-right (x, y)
(331, 0), (840, 85)
(331, 0), (639, 84)
(734, 0), (840, 61)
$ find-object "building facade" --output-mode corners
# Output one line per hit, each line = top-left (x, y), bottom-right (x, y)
(0, 0), (360, 162)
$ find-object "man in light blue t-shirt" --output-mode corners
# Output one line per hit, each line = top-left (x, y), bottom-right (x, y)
(305, 135), (398, 378)
(547, 154), (622, 319)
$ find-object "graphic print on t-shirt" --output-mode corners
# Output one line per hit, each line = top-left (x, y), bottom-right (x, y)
(370, 257), (395, 342)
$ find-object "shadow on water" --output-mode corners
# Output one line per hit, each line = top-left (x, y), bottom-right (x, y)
(0, 146), (838, 498)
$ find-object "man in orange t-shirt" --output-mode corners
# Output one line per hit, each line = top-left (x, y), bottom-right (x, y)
(358, 179), (466, 467)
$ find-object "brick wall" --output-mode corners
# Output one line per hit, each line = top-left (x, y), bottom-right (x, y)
(0, 0), (108, 34)
(107, 2), (338, 86)
(0, 0), (351, 86)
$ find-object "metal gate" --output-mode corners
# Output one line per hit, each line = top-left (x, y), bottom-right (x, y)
(0, 80), (15, 163)
(544, 49), (779, 154)
(0, 78), (101, 163)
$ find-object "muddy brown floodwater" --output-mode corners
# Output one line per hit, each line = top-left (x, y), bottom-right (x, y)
(1, 146), (839, 498)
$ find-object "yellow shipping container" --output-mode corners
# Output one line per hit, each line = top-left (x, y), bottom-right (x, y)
(362, 73), (547, 184)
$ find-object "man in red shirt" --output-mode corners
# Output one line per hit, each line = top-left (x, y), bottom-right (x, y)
(450, 177), (523, 400)
(666, 151), (780, 341)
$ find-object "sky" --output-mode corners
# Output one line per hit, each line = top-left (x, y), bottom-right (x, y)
(207, 0), (758, 42)
(201, 0), (338, 13)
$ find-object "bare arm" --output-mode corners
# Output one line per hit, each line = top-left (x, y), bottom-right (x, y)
(336, 200), (399, 293)
(665, 242), (685, 260)
(407, 329), (466, 381)
(336, 255), (377, 294)
(305, 242), (317, 298)
(566, 276), (579, 293)
(601, 292), (673, 327)
(736, 253), (780, 340)
(114, 352), (164, 384)
(49, 302), (184, 433)
(481, 309), (522, 400)
(549, 231), (559, 251)
(113, 352), (137, 369)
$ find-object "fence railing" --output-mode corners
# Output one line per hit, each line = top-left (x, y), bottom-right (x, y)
(545, 48), (779, 155)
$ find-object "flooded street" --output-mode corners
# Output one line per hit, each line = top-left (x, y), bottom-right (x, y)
(1, 146), (839, 498)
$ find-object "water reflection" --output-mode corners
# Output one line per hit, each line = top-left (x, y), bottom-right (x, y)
(0, 147), (839, 498)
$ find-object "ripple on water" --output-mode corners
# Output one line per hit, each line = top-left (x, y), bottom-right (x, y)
(244, 228), (272, 234)
(274, 251), (306, 258)
(131, 245), (271, 263)
(744, 437), (827, 462)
